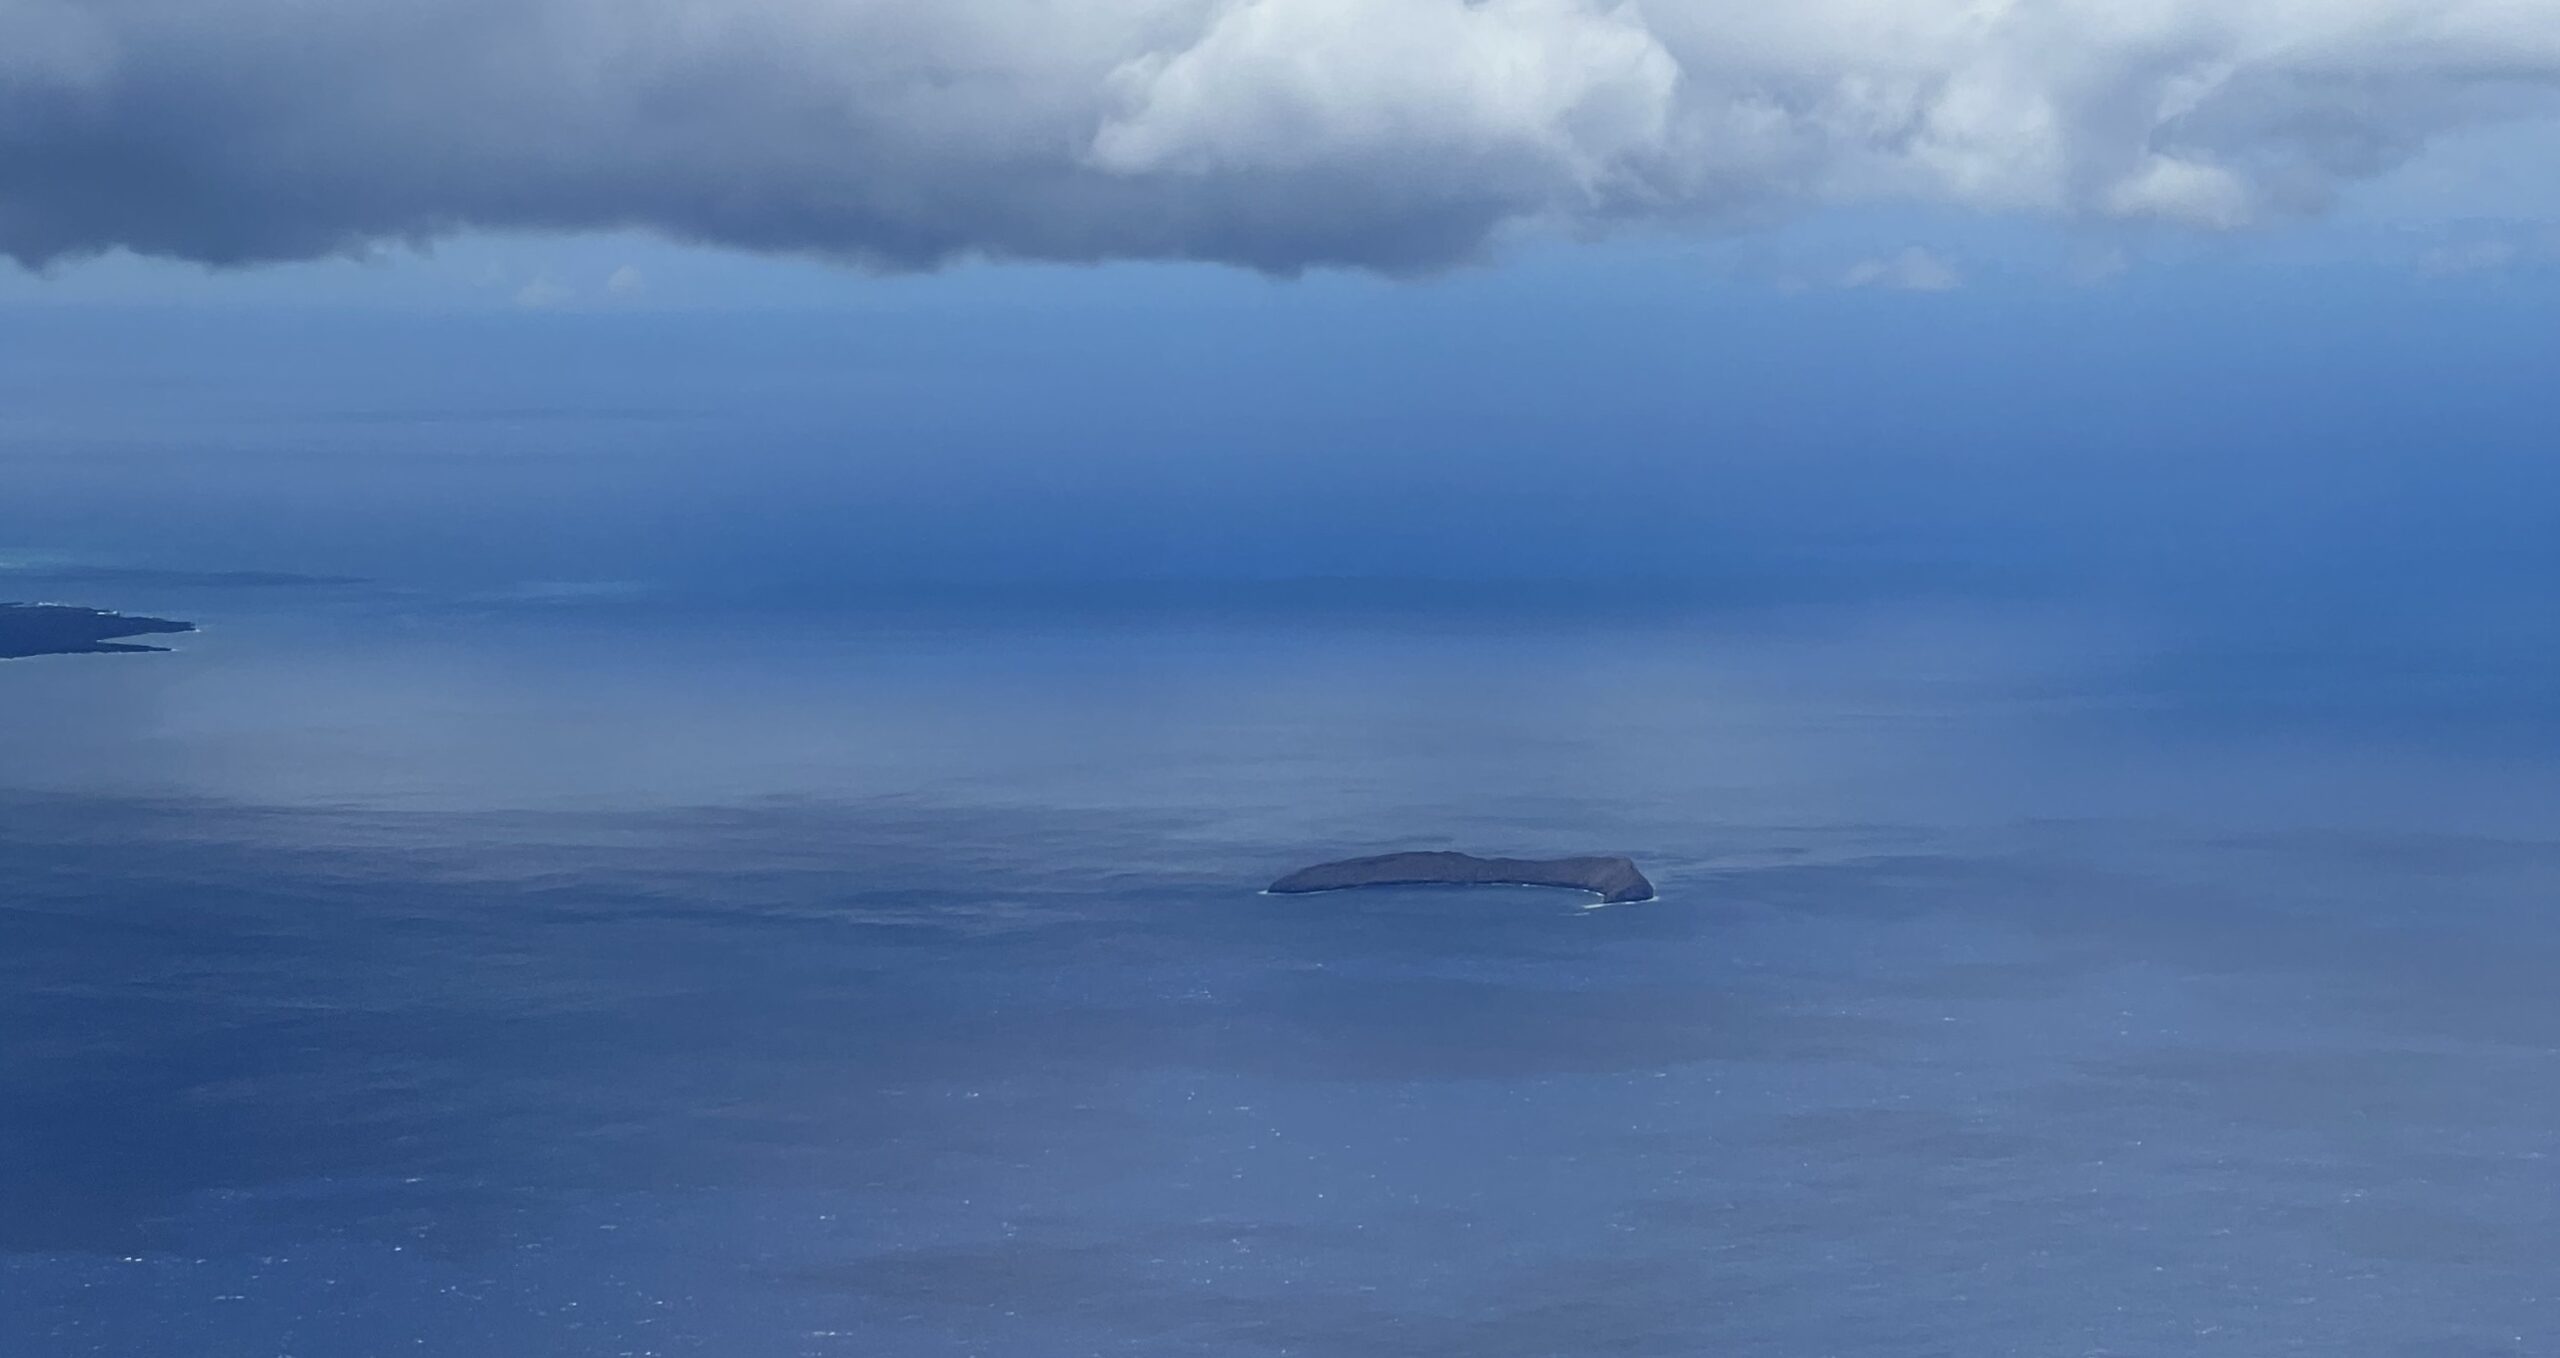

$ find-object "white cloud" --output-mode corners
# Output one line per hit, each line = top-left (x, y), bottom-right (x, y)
(2418, 239), (2520, 277)
(1093, 0), (1678, 187)
(1837, 246), (1963, 293)
(5, 0), (2560, 272)
(604, 265), (646, 297)
(2104, 156), (2256, 229)
(513, 276), (573, 310)
(2069, 245), (2133, 286)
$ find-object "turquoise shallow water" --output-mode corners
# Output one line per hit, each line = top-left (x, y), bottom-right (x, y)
(4, 594), (2557, 1356)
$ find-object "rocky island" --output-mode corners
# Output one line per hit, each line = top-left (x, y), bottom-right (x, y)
(0, 603), (197, 659)
(1268, 851), (1656, 904)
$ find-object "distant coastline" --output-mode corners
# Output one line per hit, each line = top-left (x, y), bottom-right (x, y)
(0, 603), (198, 659)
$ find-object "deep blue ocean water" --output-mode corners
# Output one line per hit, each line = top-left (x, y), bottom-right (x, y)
(5, 586), (2558, 1356)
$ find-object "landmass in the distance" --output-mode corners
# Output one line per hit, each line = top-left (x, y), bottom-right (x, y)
(0, 604), (197, 659)
(1268, 851), (1657, 904)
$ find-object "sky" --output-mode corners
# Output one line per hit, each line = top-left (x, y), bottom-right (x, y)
(5, 0), (2560, 605)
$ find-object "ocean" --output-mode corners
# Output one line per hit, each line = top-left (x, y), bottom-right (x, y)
(5, 584), (2557, 1356)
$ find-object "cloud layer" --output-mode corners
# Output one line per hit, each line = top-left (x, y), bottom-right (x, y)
(6, 0), (2560, 273)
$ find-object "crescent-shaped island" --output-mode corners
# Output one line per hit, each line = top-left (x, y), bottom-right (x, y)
(1268, 851), (1656, 904)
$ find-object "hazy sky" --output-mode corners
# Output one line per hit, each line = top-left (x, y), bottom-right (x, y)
(5, 1), (2558, 600)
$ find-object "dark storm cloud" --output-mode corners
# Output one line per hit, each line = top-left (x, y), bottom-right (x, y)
(5, 0), (2560, 273)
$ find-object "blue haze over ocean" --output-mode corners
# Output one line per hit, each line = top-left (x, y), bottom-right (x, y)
(6, 277), (2560, 1356)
